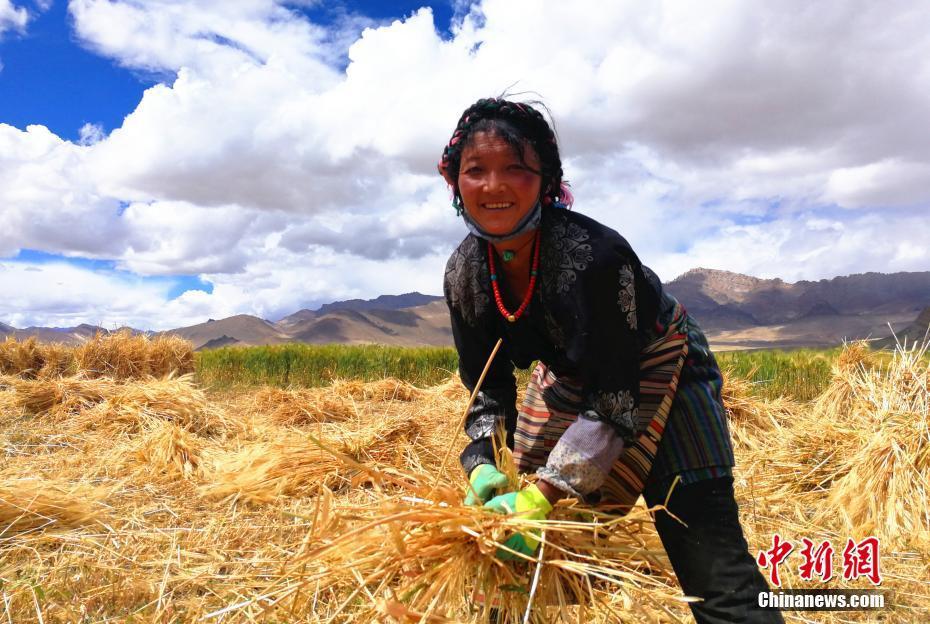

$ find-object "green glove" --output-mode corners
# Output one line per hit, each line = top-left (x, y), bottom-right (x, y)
(484, 484), (553, 560)
(464, 464), (509, 506)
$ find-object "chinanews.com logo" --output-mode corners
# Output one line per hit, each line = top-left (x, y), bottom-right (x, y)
(754, 534), (887, 611)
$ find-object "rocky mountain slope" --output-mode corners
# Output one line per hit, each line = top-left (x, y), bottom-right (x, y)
(5, 272), (928, 350)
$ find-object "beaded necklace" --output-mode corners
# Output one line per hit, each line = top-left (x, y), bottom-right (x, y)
(487, 231), (541, 323)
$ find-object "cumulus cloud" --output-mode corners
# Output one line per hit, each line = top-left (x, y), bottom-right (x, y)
(2, 0), (929, 328)
(77, 122), (105, 145)
(0, 260), (173, 329)
(0, 1), (28, 38)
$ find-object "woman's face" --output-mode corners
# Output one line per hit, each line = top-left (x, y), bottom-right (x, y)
(457, 131), (542, 236)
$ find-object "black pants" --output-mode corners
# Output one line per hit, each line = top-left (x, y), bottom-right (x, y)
(642, 476), (784, 624)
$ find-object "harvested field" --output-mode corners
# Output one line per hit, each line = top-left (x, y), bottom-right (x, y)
(0, 340), (927, 622)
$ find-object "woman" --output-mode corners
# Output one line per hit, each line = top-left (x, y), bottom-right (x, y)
(439, 98), (783, 624)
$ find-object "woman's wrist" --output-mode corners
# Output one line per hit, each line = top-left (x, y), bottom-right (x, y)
(536, 478), (566, 505)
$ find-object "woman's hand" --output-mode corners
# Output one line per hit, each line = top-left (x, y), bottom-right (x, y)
(484, 483), (554, 560)
(464, 464), (509, 506)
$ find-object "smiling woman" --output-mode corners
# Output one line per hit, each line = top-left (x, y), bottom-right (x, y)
(438, 98), (784, 624)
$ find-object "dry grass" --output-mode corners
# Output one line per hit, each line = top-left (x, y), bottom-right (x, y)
(821, 340), (930, 548)
(0, 331), (194, 381)
(74, 330), (195, 380)
(0, 342), (927, 622)
(0, 336), (76, 379)
(0, 480), (108, 536)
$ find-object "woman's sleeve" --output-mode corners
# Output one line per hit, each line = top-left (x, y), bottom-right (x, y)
(537, 247), (655, 498)
(445, 281), (517, 476)
(575, 250), (647, 443)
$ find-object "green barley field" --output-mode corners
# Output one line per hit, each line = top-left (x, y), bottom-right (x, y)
(195, 343), (848, 401)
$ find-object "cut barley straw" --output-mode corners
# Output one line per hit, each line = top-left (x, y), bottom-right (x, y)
(821, 338), (930, 547)
(9, 375), (115, 416)
(330, 377), (424, 402)
(0, 336), (78, 379)
(123, 419), (208, 482)
(0, 480), (108, 536)
(202, 414), (424, 505)
(811, 339), (877, 421)
(73, 373), (231, 435)
(9, 373), (231, 435)
(260, 469), (679, 624)
(201, 436), (353, 505)
(74, 330), (194, 380)
(252, 378), (425, 428)
(251, 386), (359, 426)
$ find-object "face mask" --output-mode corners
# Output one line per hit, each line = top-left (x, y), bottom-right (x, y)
(460, 200), (543, 243)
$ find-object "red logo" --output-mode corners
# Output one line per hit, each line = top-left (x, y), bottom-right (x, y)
(757, 534), (794, 587)
(757, 535), (882, 587)
(798, 538), (834, 582)
(842, 537), (882, 585)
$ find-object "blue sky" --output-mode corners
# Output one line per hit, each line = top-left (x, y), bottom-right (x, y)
(0, 1), (148, 140)
(1, 1), (928, 330)
(0, 2), (458, 140)
(0, 0), (461, 325)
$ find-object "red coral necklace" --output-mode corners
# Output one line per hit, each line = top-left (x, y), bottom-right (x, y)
(487, 231), (541, 323)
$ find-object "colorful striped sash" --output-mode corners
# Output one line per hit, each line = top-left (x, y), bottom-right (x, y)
(513, 330), (689, 513)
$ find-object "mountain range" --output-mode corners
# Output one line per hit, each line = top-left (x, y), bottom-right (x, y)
(3, 269), (929, 351)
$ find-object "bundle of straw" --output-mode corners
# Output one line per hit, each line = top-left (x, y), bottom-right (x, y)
(202, 413), (425, 505)
(74, 374), (230, 435)
(200, 436), (352, 504)
(0, 336), (44, 378)
(822, 339), (930, 547)
(36, 341), (77, 378)
(74, 330), (194, 380)
(252, 386), (359, 426)
(810, 340), (877, 420)
(331, 377), (424, 402)
(0, 480), (107, 536)
(125, 419), (208, 482)
(148, 334), (196, 378)
(255, 470), (679, 624)
(9, 375), (114, 416)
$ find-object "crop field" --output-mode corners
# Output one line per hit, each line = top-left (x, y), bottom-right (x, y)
(0, 334), (928, 622)
(195, 343), (840, 401)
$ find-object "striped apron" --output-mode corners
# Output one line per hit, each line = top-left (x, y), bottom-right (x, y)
(512, 305), (689, 512)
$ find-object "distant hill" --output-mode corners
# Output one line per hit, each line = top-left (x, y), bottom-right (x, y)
(286, 301), (452, 347)
(313, 292), (443, 316)
(162, 314), (290, 350)
(275, 309), (317, 331)
(665, 269), (930, 348)
(667, 268), (930, 324)
(6, 270), (930, 350)
(0, 323), (107, 345)
(874, 307), (930, 349)
(196, 335), (242, 351)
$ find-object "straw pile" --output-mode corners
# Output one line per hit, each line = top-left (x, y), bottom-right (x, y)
(0, 336), (75, 378)
(0, 331), (194, 380)
(7, 373), (229, 435)
(0, 480), (108, 536)
(253, 378), (424, 427)
(821, 340), (930, 547)
(74, 330), (194, 379)
(274, 482), (679, 623)
(123, 419), (208, 482)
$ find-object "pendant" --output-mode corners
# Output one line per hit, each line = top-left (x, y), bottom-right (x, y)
(502, 250), (515, 262)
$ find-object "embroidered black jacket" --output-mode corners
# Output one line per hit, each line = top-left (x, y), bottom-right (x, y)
(444, 204), (664, 473)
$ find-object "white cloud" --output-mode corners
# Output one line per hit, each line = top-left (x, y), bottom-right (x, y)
(0, 1), (28, 38)
(78, 122), (105, 145)
(1, 0), (929, 328)
(0, 261), (172, 329)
